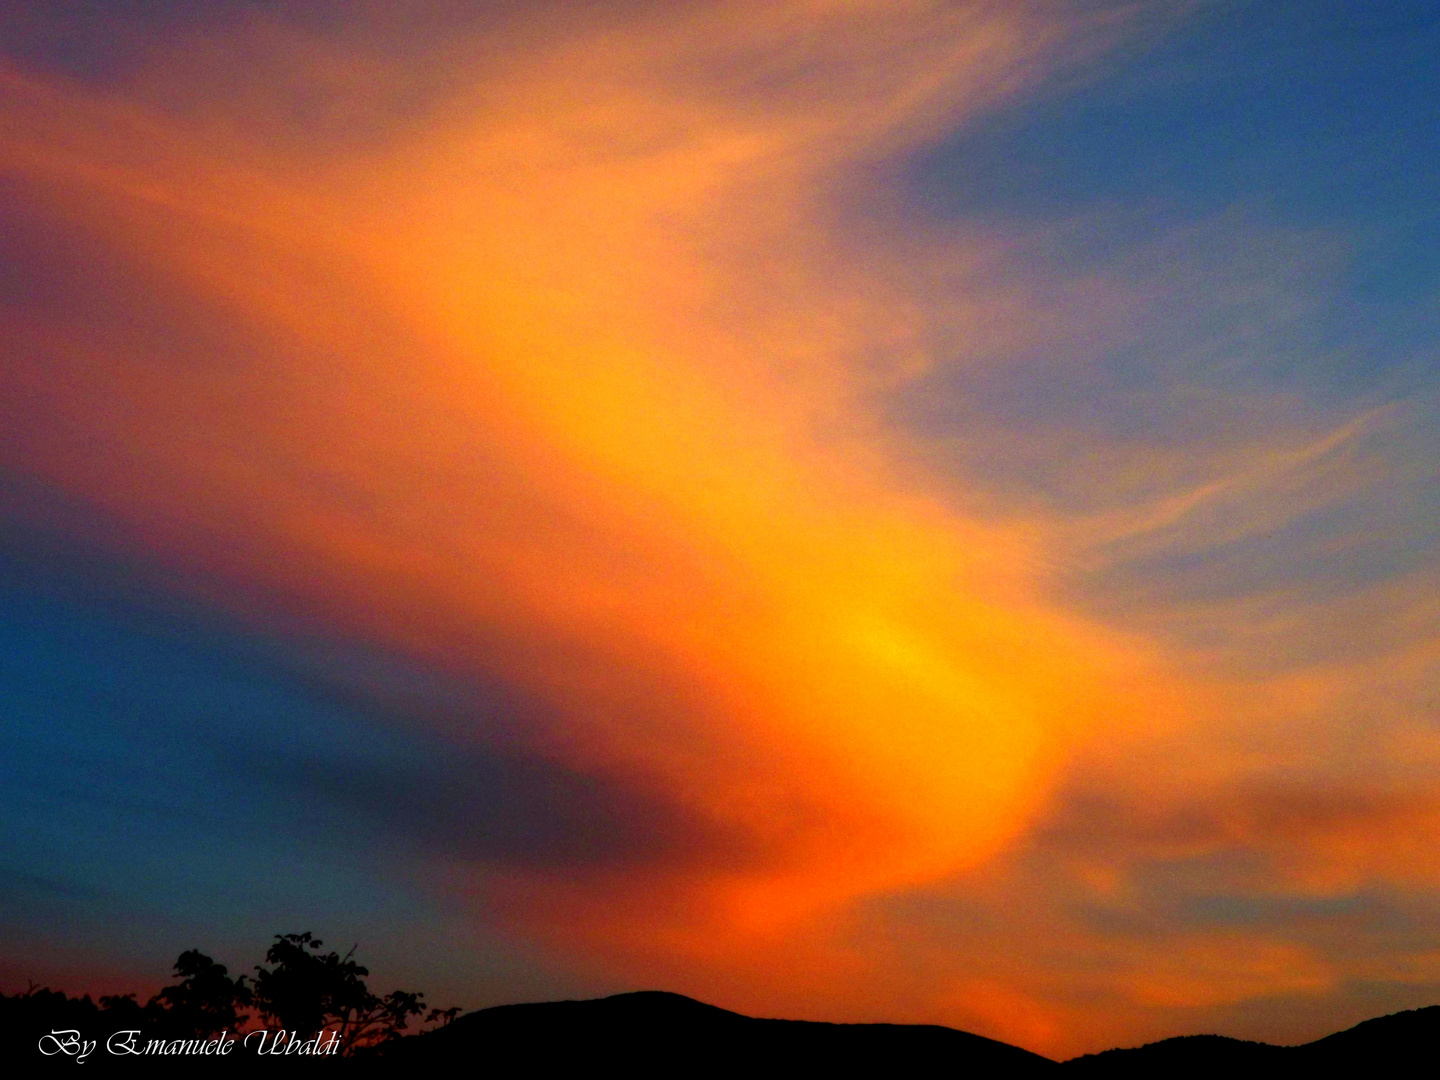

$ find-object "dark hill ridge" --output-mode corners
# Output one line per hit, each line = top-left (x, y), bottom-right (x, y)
(379, 990), (1056, 1071)
(381, 991), (1440, 1073)
(1065, 1004), (1440, 1073)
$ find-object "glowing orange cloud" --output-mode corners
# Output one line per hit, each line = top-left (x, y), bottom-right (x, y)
(0, 0), (1172, 946)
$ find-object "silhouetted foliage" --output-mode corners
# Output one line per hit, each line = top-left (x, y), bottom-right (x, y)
(7, 983), (105, 1038)
(6, 950), (251, 1049)
(7, 932), (458, 1063)
(251, 932), (428, 1055)
(154, 949), (252, 1037)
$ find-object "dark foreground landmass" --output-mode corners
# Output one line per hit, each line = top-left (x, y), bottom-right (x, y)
(12, 985), (1438, 1072)
(376, 990), (1440, 1074)
(376, 989), (1056, 1072)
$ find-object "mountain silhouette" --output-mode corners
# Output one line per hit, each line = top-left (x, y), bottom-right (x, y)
(1067, 1003), (1440, 1073)
(374, 989), (1058, 1072)
(13, 971), (1438, 1071)
(379, 991), (1440, 1074)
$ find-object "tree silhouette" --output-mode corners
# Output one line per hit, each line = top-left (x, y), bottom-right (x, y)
(251, 932), (429, 1055)
(8, 932), (458, 1060)
(152, 949), (251, 1036)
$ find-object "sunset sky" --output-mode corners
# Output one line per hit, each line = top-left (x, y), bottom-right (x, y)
(2, 0), (1438, 1058)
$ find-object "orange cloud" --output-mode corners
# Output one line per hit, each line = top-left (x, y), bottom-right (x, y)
(0, 0), (1175, 948)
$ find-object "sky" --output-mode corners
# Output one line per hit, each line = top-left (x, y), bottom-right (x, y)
(1, 0), (1438, 1059)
